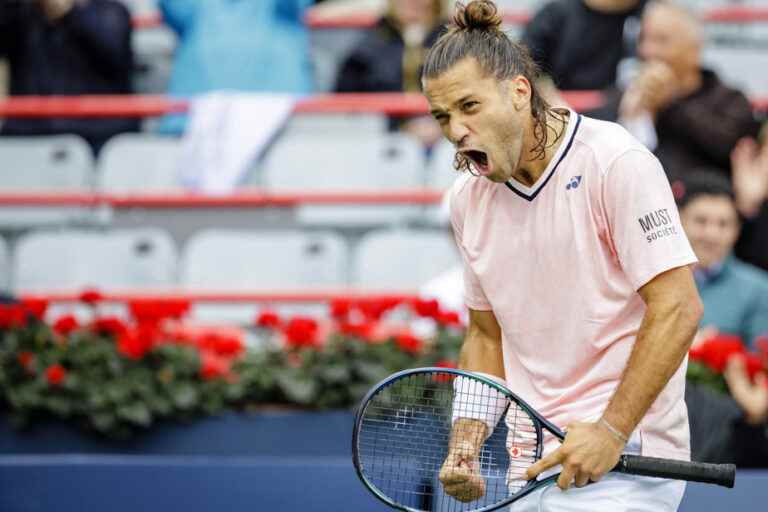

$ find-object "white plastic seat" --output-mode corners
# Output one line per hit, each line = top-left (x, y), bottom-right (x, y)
(13, 228), (178, 292)
(0, 236), (9, 291)
(262, 132), (427, 226)
(0, 135), (94, 191)
(181, 229), (349, 323)
(98, 134), (184, 192)
(354, 229), (460, 289)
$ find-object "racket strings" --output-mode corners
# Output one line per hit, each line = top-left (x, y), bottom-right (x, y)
(357, 371), (544, 512)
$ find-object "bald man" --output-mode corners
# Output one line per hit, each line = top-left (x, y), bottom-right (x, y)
(592, 0), (760, 182)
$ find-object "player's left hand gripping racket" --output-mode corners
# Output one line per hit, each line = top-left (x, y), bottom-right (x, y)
(352, 367), (735, 512)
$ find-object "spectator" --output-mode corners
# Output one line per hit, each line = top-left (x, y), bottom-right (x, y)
(677, 171), (768, 348)
(522, 0), (646, 91)
(334, 0), (446, 147)
(731, 132), (768, 272)
(686, 355), (768, 467)
(0, 0), (139, 154)
(158, 0), (313, 133)
(594, 1), (761, 182)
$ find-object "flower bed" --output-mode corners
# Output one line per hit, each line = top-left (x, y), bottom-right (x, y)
(2, 293), (766, 440)
(0, 294), (462, 439)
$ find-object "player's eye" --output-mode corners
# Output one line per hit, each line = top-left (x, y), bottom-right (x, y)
(462, 101), (479, 112)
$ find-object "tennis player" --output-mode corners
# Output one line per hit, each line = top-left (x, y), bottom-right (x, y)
(425, 1), (703, 510)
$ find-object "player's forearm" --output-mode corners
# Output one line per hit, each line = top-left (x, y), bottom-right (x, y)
(602, 291), (702, 438)
(458, 314), (505, 380)
(449, 418), (489, 454)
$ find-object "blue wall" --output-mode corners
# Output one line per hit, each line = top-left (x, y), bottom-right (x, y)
(1, 412), (765, 511)
(0, 456), (765, 512)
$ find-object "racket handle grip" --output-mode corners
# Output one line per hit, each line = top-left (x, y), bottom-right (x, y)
(614, 455), (736, 488)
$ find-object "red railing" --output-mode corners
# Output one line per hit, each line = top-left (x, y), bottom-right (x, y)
(0, 91), (608, 118)
(0, 190), (445, 208)
(0, 92), (764, 120)
(131, 6), (768, 29)
(19, 290), (421, 304)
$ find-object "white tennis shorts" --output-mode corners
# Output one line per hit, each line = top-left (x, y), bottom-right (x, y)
(509, 432), (686, 512)
(508, 472), (686, 512)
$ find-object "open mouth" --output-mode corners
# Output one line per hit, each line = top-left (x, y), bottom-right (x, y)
(462, 150), (490, 175)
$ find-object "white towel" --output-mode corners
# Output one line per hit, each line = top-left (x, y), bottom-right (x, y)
(178, 91), (297, 194)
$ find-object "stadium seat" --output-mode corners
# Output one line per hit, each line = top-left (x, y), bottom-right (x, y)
(180, 229), (349, 322)
(0, 135), (94, 191)
(353, 228), (460, 289)
(98, 134), (184, 192)
(427, 141), (462, 190)
(261, 132), (427, 226)
(13, 228), (178, 292)
(0, 236), (9, 291)
(181, 229), (349, 289)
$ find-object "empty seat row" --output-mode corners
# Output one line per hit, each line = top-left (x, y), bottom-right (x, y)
(4, 227), (460, 294)
(0, 130), (461, 194)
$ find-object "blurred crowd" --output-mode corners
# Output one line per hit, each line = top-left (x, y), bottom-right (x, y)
(0, 0), (767, 466)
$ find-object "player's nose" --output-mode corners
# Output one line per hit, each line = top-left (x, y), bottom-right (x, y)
(448, 120), (470, 146)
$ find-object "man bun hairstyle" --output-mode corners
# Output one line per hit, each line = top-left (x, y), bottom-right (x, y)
(423, 1), (561, 171)
(453, 0), (503, 31)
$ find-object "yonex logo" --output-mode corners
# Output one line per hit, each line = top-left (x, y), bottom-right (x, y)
(566, 176), (582, 190)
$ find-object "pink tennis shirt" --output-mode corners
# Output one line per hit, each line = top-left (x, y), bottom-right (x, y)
(449, 110), (697, 460)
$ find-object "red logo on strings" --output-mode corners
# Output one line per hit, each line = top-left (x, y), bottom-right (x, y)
(510, 446), (522, 458)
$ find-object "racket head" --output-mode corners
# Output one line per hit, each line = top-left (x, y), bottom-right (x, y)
(352, 367), (554, 512)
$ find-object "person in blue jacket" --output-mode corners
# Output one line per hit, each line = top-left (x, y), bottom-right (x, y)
(158, 0), (313, 133)
(677, 171), (768, 348)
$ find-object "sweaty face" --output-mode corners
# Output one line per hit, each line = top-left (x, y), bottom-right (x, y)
(637, 4), (701, 78)
(680, 195), (740, 269)
(424, 58), (527, 183)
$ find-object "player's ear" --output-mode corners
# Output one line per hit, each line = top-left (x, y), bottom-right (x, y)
(506, 75), (531, 111)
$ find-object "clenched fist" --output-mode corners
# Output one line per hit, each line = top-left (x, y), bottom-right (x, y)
(439, 418), (489, 502)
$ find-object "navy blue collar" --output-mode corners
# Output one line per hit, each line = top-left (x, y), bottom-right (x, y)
(504, 113), (582, 202)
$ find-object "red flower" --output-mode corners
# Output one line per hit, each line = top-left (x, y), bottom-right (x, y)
(199, 351), (232, 380)
(45, 364), (66, 386)
(395, 332), (423, 354)
(52, 314), (79, 337)
(255, 310), (281, 329)
(437, 311), (462, 327)
(197, 332), (244, 358)
(17, 351), (35, 372)
(356, 299), (394, 322)
(129, 299), (190, 323)
(283, 317), (320, 349)
(78, 288), (104, 305)
(690, 334), (745, 373)
(743, 353), (765, 380)
(756, 335), (768, 363)
(21, 298), (48, 321)
(433, 359), (457, 382)
(0, 304), (27, 329)
(116, 324), (157, 360)
(339, 320), (376, 341)
(92, 316), (129, 337)
(413, 298), (440, 319)
(330, 299), (351, 320)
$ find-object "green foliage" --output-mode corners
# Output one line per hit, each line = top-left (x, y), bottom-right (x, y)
(0, 313), (463, 439)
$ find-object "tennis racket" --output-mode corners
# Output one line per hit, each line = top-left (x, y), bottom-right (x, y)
(352, 367), (735, 512)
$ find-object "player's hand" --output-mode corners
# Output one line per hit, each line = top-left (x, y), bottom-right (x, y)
(439, 418), (488, 502)
(439, 439), (486, 502)
(524, 420), (626, 490)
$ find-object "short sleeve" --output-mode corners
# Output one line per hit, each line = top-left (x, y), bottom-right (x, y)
(449, 183), (493, 311)
(603, 149), (698, 290)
